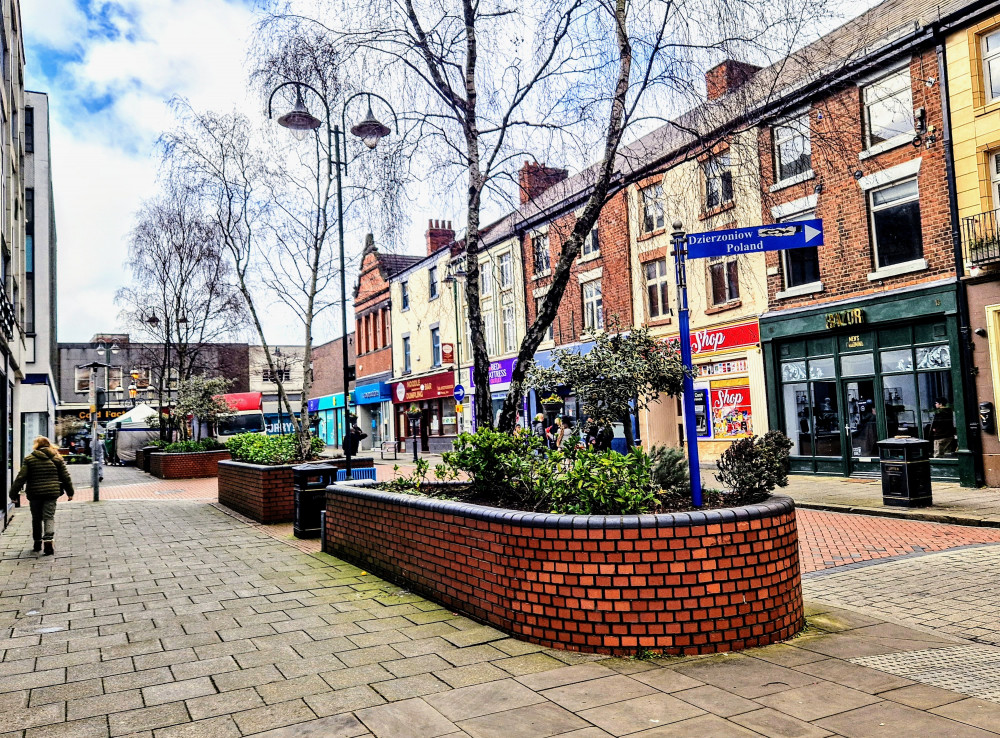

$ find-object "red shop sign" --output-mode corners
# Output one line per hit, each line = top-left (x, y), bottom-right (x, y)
(711, 381), (753, 439)
(392, 372), (455, 403)
(668, 320), (760, 357)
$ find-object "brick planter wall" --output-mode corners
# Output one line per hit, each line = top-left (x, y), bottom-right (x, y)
(325, 484), (803, 656)
(219, 458), (376, 524)
(135, 447), (144, 470)
(149, 450), (232, 479)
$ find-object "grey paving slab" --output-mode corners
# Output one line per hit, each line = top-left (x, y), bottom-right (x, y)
(816, 701), (999, 737)
(672, 684), (763, 717)
(755, 682), (882, 721)
(247, 712), (370, 737)
(578, 692), (705, 735)
(355, 697), (457, 738)
(425, 679), (545, 721)
(729, 707), (834, 738)
(458, 702), (589, 738)
(542, 674), (658, 712)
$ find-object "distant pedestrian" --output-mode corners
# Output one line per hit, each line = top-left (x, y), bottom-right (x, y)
(8, 437), (75, 556)
(344, 415), (367, 456)
(531, 414), (547, 443)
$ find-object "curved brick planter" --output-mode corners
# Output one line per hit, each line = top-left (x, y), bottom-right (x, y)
(325, 483), (803, 656)
(219, 458), (376, 524)
(149, 450), (231, 479)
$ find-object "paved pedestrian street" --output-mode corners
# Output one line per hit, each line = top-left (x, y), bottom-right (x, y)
(7, 501), (1000, 736)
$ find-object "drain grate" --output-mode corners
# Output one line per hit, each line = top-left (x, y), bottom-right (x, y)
(852, 645), (1000, 703)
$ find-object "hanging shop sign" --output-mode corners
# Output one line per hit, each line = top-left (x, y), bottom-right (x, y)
(442, 343), (454, 364)
(710, 379), (753, 439)
(392, 372), (455, 403)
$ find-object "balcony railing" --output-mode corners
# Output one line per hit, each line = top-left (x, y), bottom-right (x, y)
(962, 208), (1000, 267)
(0, 294), (14, 341)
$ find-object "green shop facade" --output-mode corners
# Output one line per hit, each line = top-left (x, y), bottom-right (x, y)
(761, 281), (975, 486)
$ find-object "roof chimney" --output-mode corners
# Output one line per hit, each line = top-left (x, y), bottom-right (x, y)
(705, 59), (762, 101)
(426, 219), (455, 256)
(518, 161), (569, 205)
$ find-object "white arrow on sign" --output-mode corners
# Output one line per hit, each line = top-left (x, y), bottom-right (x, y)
(805, 224), (821, 242)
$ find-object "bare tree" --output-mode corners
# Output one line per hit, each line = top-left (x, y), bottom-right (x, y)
(116, 182), (246, 439)
(261, 0), (847, 431)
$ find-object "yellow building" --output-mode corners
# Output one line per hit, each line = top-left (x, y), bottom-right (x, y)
(627, 129), (769, 460)
(948, 14), (1000, 485)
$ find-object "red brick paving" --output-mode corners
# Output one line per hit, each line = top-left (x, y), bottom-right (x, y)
(798, 508), (1000, 573)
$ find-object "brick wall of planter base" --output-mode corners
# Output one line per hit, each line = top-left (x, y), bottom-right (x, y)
(149, 450), (232, 479)
(325, 485), (803, 656)
(219, 458), (376, 524)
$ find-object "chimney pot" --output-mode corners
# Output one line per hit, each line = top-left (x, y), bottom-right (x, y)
(705, 59), (761, 101)
(425, 218), (456, 256)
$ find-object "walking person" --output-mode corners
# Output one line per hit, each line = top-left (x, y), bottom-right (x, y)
(8, 437), (74, 556)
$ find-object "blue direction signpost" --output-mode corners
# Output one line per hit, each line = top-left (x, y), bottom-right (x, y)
(453, 385), (465, 403)
(671, 218), (824, 507)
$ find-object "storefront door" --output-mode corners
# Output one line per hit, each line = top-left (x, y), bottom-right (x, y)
(843, 378), (880, 475)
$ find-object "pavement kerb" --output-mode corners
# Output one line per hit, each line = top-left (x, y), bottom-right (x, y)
(793, 501), (1000, 529)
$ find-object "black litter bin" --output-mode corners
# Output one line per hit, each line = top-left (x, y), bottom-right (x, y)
(878, 438), (932, 508)
(293, 464), (336, 538)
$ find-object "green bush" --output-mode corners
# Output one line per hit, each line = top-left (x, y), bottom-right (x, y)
(546, 446), (658, 515)
(159, 438), (226, 454)
(225, 433), (325, 465)
(715, 430), (794, 505)
(443, 428), (544, 507)
(650, 445), (689, 496)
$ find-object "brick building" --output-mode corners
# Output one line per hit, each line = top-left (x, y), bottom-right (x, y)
(350, 235), (420, 450)
(757, 5), (976, 485)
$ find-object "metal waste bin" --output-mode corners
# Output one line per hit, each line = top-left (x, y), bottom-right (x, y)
(878, 438), (932, 508)
(293, 464), (336, 538)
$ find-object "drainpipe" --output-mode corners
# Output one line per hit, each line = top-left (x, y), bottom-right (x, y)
(938, 36), (985, 487)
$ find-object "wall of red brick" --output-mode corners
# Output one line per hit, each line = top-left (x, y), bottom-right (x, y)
(523, 191), (634, 342)
(311, 336), (357, 399)
(761, 51), (955, 309)
(325, 486), (803, 655)
(149, 450), (231, 479)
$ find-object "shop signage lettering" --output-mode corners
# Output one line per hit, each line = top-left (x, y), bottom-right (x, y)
(825, 308), (865, 329)
(847, 334), (864, 348)
(60, 408), (129, 422)
(667, 321), (760, 357)
(710, 379), (752, 439)
(488, 357), (517, 385)
(391, 372), (455, 403)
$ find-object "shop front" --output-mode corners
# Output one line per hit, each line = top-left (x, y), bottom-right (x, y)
(468, 357), (528, 429)
(391, 371), (457, 453)
(354, 380), (393, 451)
(761, 282), (974, 485)
(640, 319), (767, 460)
(308, 393), (351, 448)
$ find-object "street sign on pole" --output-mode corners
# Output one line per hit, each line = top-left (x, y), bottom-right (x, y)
(453, 385), (465, 403)
(671, 223), (703, 508)
(687, 218), (823, 260)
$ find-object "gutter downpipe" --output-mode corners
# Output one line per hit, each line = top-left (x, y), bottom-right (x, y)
(938, 32), (985, 487)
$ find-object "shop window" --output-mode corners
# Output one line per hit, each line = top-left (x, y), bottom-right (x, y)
(582, 279), (603, 332)
(401, 281), (410, 310)
(703, 152), (733, 210)
(532, 232), (550, 273)
(645, 258), (670, 319)
(882, 374), (918, 438)
(870, 178), (923, 269)
(431, 327), (441, 366)
(781, 210), (820, 289)
(402, 335), (411, 373)
(840, 352), (875, 376)
(919, 371), (957, 457)
(862, 68), (913, 149)
(583, 227), (600, 257)
(773, 115), (811, 183)
(709, 258), (739, 306)
(983, 29), (1000, 102)
(535, 296), (553, 341)
(75, 366), (90, 394)
(640, 183), (664, 233)
(429, 266), (438, 299)
(781, 361), (841, 458)
(498, 252), (513, 289)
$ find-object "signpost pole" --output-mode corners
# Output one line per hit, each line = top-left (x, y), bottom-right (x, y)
(671, 223), (703, 508)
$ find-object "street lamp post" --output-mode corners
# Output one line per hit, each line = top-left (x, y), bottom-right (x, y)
(273, 347), (286, 436)
(268, 82), (397, 481)
(146, 313), (188, 442)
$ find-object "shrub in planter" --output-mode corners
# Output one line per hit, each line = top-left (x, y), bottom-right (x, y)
(225, 433), (325, 465)
(650, 445), (689, 496)
(158, 438), (226, 454)
(715, 430), (794, 505)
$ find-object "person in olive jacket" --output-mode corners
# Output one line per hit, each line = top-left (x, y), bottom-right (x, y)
(8, 436), (74, 555)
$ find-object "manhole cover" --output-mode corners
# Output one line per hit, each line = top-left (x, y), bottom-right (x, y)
(852, 645), (1000, 702)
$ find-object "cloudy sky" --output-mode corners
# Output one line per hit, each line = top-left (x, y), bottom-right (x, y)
(23, 0), (271, 343)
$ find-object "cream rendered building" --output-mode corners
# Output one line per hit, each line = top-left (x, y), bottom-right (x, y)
(628, 129), (769, 460)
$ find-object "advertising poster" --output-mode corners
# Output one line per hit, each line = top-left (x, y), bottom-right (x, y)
(710, 378), (752, 438)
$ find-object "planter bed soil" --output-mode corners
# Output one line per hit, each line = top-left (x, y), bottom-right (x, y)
(149, 449), (231, 479)
(325, 482), (803, 656)
(217, 457), (375, 523)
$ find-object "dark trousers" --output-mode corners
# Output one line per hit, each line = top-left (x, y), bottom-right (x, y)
(29, 497), (58, 542)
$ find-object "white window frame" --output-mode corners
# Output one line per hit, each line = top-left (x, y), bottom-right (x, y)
(640, 183), (664, 233)
(502, 302), (516, 353)
(582, 279), (603, 333)
(582, 227), (600, 258)
(75, 366), (90, 394)
(400, 281), (410, 310)
(868, 176), (926, 277)
(107, 367), (123, 392)
(532, 232), (550, 274)
(430, 326), (441, 366)
(991, 151), (1000, 208)
(498, 252), (513, 289)
(644, 258), (670, 319)
(485, 312), (498, 355)
(983, 29), (1000, 103)
(775, 208), (824, 299)
(402, 335), (411, 373)
(479, 262), (493, 297)
(707, 257), (740, 306)
(861, 68), (914, 153)
(772, 114), (812, 187)
(535, 295), (554, 341)
(704, 152), (733, 210)
(428, 266), (438, 300)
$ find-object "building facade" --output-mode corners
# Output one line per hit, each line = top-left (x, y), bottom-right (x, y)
(248, 345), (305, 436)
(351, 235), (419, 451)
(307, 335), (356, 447)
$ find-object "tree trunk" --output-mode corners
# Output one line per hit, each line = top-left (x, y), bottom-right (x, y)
(620, 410), (635, 449)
